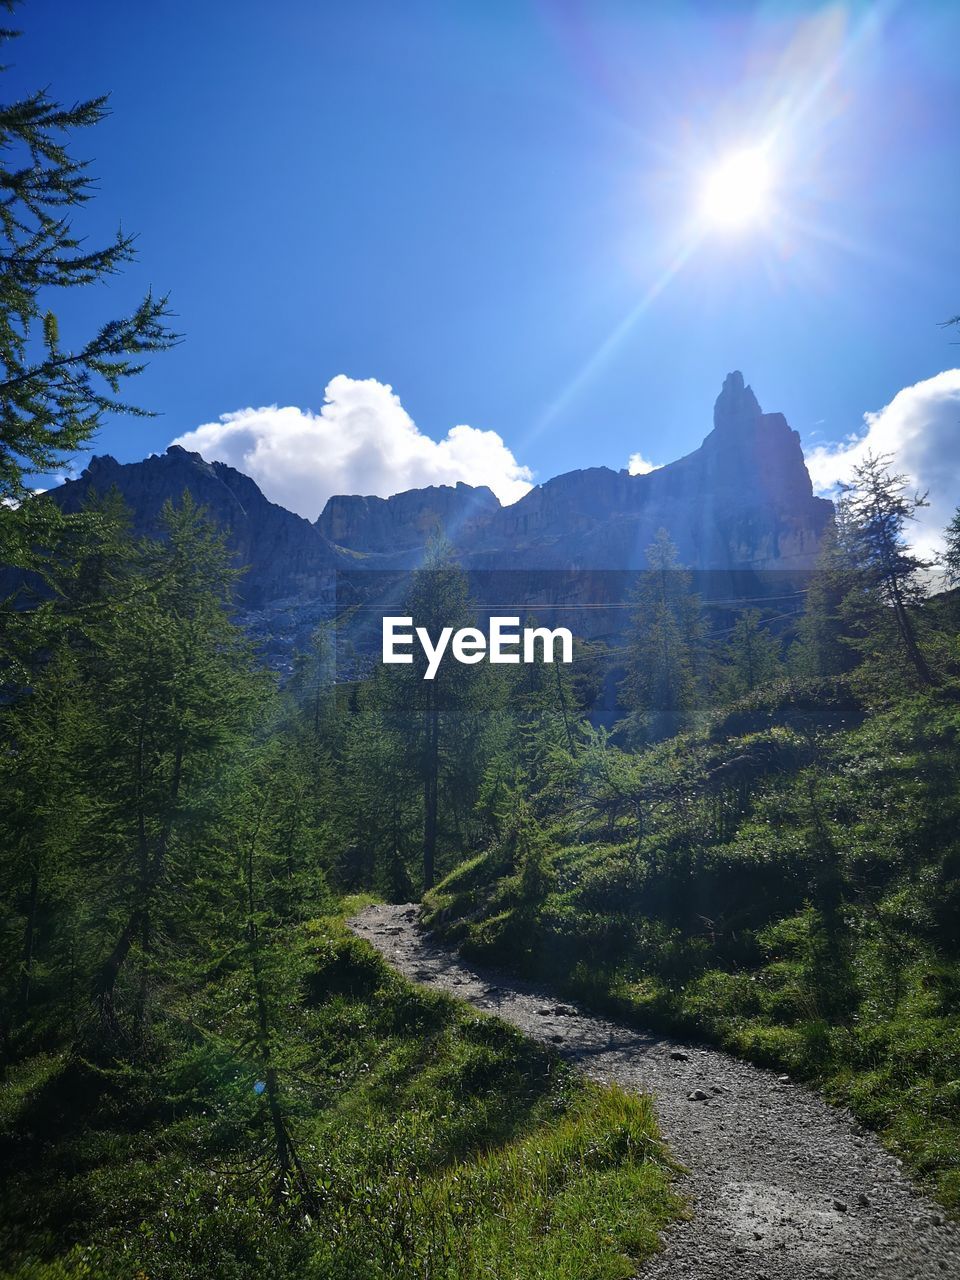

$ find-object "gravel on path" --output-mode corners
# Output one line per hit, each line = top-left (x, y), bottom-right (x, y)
(349, 902), (960, 1280)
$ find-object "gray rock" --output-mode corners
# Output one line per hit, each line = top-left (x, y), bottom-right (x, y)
(28, 374), (834, 674)
(318, 482), (499, 554)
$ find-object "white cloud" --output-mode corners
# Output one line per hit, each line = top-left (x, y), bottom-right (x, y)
(627, 452), (659, 476)
(806, 370), (960, 561)
(172, 375), (534, 519)
(3, 480), (63, 509)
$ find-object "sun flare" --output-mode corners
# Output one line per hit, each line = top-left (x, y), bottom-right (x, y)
(699, 147), (773, 230)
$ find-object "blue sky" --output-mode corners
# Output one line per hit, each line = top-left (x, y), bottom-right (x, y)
(11, 0), (960, 521)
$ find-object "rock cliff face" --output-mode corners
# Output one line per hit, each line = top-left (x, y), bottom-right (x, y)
(41, 374), (833, 664)
(51, 446), (345, 609)
(457, 371), (831, 571)
(317, 482), (500, 553)
(304, 372), (832, 573)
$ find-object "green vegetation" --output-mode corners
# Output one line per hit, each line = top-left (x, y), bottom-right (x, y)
(4, 0), (960, 1262)
(411, 458), (960, 1217)
(0, 912), (680, 1279)
(5, 401), (960, 1277)
(0, 494), (680, 1277)
(425, 651), (960, 1211)
(0, 66), (676, 1251)
(0, 8), (176, 504)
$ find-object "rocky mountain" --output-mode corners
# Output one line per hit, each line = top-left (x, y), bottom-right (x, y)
(52, 445), (346, 609)
(38, 373), (833, 667)
(315, 371), (831, 573)
(317, 482), (500, 553)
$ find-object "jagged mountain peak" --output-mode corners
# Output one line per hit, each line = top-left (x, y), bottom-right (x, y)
(713, 369), (762, 432)
(51, 442), (346, 610)
(38, 374), (833, 662)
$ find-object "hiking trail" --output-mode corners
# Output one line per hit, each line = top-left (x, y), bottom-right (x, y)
(350, 902), (959, 1280)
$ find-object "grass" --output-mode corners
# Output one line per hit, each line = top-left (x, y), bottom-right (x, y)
(423, 677), (960, 1213)
(0, 913), (682, 1279)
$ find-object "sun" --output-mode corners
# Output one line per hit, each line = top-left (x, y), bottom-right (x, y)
(699, 147), (773, 230)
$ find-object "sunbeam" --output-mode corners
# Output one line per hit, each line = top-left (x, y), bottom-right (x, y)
(527, 234), (702, 445)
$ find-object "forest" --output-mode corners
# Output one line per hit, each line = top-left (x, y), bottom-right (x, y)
(2, 3), (960, 1277)
(3, 426), (960, 1275)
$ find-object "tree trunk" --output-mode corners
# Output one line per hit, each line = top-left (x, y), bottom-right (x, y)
(134, 909), (151, 1038)
(94, 738), (183, 1024)
(554, 661), (575, 752)
(244, 803), (311, 1201)
(93, 906), (146, 1026)
(17, 867), (39, 1017)
(423, 685), (439, 890)
(890, 584), (935, 686)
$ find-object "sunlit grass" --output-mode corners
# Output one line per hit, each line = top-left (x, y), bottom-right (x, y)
(424, 676), (960, 1213)
(0, 918), (681, 1279)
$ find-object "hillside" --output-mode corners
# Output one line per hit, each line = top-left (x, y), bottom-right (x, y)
(5, 423), (960, 1279)
(5, 349), (960, 1277)
(3, 4), (959, 1277)
(0, 909), (680, 1278)
(354, 902), (960, 1277)
(423, 672), (960, 1211)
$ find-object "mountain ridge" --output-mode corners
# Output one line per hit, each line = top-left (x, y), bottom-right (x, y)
(41, 372), (834, 665)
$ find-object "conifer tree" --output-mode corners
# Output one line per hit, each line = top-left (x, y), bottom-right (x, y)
(842, 452), (935, 687)
(335, 668), (414, 893)
(791, 495), (860, 678)
(943, 507), (960, 587)
(223, 740), (327, 1203)
(621, 528), (704, 741)
(0, 645), (89, 1040)
(0, 494), (140, 1049)
(0, 3), (176, 501)
(724, 609), (782, 695)
(285, 624), (341, 856)
(289, 625), (337, 737)
(379, 535), (490, 889)
(83, 496), (265, 1036)
(488, 618), (581, 817)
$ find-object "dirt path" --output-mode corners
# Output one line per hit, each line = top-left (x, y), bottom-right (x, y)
(349, 903), (959, 1280)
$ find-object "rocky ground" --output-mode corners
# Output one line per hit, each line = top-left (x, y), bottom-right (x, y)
(349, 902), (960, 1280)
